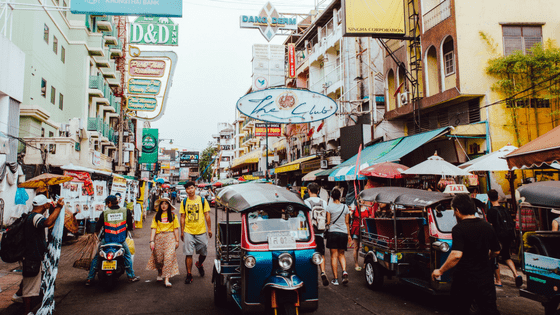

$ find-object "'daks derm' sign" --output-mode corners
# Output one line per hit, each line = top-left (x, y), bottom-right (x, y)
(240, 1), (296, 42)
(237, 88), (337, 124)
(71, 0), (182, 17)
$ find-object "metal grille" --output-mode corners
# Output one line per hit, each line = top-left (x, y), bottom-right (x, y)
(7, 97), (20, 163)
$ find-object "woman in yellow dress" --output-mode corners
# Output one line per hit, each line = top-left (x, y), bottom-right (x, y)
(146, 197), (180, 287)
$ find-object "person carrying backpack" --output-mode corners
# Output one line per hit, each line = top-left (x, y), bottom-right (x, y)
(486, 189), (523, 288)
(16, 195), (64, 314)
(304, 183), (329, 286)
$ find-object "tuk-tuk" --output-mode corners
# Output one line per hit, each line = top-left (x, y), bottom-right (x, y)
(358, 187), (465, 294)
(516, 181), (560, 314)
(213, 183), (322, 314)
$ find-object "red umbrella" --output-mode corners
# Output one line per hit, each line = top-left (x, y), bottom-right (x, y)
(162, 184), (170, 188)
(238, 177), (245, 182)
(359, 162), (410, 179)
(212, 181), (223, 187)
(197, 183), (206, 188)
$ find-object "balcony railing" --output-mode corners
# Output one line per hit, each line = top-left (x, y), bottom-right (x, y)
(87, 117), (102, 132)
(423, 0), (451, 32)
(242, 117), (254, 128)
(89, 75), (104, 90)
(242, 133), (254, 143)
(309, 64), (342, 92)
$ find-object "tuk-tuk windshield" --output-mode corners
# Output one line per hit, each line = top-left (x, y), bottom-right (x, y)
(431, 204), (483, 233)
(247, 208), (311, 244)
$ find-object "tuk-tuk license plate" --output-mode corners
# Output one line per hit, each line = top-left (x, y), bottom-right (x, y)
(268, 235), (297, 250)
(102, 260), (117, 270)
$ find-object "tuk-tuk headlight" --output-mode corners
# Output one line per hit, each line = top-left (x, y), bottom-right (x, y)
(311, 252), (323, 265)
(278, 253), (293, 270)
(432, 241), (450, 253)
(244, 255), (256, 269)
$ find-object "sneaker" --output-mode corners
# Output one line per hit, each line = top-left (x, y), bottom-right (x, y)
(195, 261), (205, 277)
(128, 276), (140, 283)
(156, 276), (163, 282)
(331, 279), (339, 286)
(165, 279), (172, 288)
(84, 279), (92, 287)
(321, 273), (329, 286)
(11, 293), (22, 303)
(185, 273), (193, 284)
(516, 275), (523, 287)
(342, 271), (349, 285)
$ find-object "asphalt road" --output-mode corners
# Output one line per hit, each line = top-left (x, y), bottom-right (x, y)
(37, 208), (544, 315)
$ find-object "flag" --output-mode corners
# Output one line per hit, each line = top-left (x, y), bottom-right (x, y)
(393, 82), (404, 98)
(317, 120), (325, 132)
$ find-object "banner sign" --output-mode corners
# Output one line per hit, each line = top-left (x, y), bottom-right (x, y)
(128, 96), (158, 111)
(179, 168), (189, 180)
(255, 123), (282, 137)
(129, 59), (166, 77)
(342, 0), (405, 38)
(236, 88), (338, 123)
(288, 43), (296, 78)
(180, 151), (199, 167)
(139, 128), (158, 164)
(240, 1), (297, 42)
(70, 0), (182, 17)
(128, 78), (162, 95)
(130, 17), (178, 46)
(252, 44), (285, 91)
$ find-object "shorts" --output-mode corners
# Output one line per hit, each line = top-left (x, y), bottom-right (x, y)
(315, 234), (325, 255)
(498, 237), (513, 261)
(326, 232), (348, 250)
(183, 232), (208, 256)
(22, 265), (42, 298)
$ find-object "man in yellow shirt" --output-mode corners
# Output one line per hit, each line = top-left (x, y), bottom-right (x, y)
(180, 181), (212, 284)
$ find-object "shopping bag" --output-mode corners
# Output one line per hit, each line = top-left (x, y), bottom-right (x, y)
(126, 237), (135, 255)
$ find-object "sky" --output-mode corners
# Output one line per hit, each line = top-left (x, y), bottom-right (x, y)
(149, 0), (324, 153)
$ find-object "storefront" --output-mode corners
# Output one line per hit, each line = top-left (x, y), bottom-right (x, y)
(274, 155), (319, 187)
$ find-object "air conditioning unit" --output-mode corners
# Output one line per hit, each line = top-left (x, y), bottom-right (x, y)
(398, 92), (409, 106)
(321, 160), (328, 169)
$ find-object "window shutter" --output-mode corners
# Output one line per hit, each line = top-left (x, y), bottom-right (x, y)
(524, 37), (542, 54)
(504, 37), (523, 56)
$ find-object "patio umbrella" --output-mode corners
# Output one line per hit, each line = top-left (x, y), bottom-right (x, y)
(212, 181), (223, 187)
(197, 183), (207, 188)
(302, 169), (324, 181)
(459, 145), (518, 172)
(359, 162), (410, 179)
(155, 178), (164, 184)
(19, 173), (73, 189)
(221, 178), (239, 186)
(402, 152), (471, 176)
(162, 184), (170, 188)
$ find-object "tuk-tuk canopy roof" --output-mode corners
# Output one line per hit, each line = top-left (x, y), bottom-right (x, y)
(359, 187), (452, 207)
(216, 183), (306, 212)
(517, 181), (560, 208)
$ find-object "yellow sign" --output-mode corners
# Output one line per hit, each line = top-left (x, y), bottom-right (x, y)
(275, 163), (300, 174)
(343, 0), (405, 38)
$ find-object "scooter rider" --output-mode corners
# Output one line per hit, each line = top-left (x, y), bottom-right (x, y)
(85, 195), (140, 285)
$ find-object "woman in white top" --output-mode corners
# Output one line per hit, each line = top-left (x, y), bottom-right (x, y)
(326, 188), (351, 286)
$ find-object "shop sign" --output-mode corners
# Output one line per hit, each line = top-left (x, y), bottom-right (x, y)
(288, 43), (296, 78)
(237, 88), (337, 124)
(255, 123), (281, 137)
(179, 151), (199, 167)
(179, 168), (189, 180)
(130, 17), (179, 46)
(232, 170), (240, 176)
(342, 0), (405, 38)
(139, 128), (158, 164)
(128, 78), (162, 95)
(70, 0), (182, 17)
(129, 59), (166, 77)
(252, 171), (264, 177)
(127, 96), (157, 111)
(301, 159), (320, 174)
(240, 2), (297, 42)
(242, 169), (250, 174)
(275, 163), (300, 174)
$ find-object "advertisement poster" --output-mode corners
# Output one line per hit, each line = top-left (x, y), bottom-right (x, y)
(139, 128), (159, 164)
(93, 180), (107, 202)
(110, 176), (127, 207)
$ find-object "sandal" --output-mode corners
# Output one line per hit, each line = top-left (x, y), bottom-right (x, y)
(165, 279), (172, 287)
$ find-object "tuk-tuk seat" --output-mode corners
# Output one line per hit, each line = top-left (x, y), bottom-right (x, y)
(363, 217), (424, 250)
(527, 231), (560, 259)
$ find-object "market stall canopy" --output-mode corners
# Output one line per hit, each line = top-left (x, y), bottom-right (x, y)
(19, 173), (73, 188)
(220, 178), (239, 186)
(231, 150), (260, 168)
(162, 184), (170, 188)
(328, 127), (450, 181)
(216, 183), (305, 212)
(60, 163), (113, 176)
(402, 152), (471, 176)
(459, 145), (517, 172)
(517, 181), (560, 208)
(360, 187), (452, 207)
(506, 125), (560, 169)
(302, 169), (325, 181)
(155, 178), (165, 184)
(359, 162), (410, 179)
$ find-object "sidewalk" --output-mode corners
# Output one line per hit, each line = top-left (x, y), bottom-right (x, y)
(0, 260), (22, 312)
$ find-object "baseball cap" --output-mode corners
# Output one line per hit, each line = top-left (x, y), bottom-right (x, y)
(105, 195), (118, 203)
(32, 195), (52, 206)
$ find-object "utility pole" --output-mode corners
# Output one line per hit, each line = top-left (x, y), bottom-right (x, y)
(114, 16), (127, 173)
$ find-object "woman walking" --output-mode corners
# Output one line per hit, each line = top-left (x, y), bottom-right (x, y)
(326, 188), (351, 285)
(147, 197), (180, 287)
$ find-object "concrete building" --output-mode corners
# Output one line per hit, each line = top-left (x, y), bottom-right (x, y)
(211, 122), (235, 179)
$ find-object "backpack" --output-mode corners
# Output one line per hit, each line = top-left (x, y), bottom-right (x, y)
(0, 213), (29, 263)
(494, 206), (515, 239)
(183, 196), (206, 210)
(309, 200), (327, 232)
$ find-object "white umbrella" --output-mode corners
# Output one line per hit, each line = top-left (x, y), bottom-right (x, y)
(459, 145), (518, 172)
(402, 153), (471, 176)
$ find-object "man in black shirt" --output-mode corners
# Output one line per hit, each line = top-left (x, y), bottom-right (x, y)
(432, 194), (501, 315)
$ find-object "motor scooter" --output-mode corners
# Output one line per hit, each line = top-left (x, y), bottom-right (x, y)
(97, 243), (125, 291)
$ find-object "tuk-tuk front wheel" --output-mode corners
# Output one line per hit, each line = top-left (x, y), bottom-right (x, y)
(213, 268), (227, 306)
(364, 258), (384, 290)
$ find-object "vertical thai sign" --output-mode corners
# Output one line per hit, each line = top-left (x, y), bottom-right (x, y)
(139, 128), (158, 164)
(288, 43), (296, 78)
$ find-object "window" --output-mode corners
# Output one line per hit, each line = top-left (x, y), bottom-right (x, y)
(444, 51), (454, 75)
(62, 0), (67, 17)
(503, 25), (542, 56)
(53, 36), (58, 54)
(49, 131), (54, 137)
(41, 79), (47, 97)
(44, 24), (49, 43)
(59, 93), (63, 110)
(51, 86), (56, 104)
(442, 38), (455, 76)
(507, 98), (550, 108)
(61, 46), (65, 63)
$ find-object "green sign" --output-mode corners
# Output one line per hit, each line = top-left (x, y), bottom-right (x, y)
(130, 17), (178, 46)
(128, 96), (157, 111)
(128, 78), (161, 95)
(139, 128), (158, 164)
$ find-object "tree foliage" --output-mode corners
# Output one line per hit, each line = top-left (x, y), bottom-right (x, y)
(199, 143), (216, 182)
(483, 34), (560, 145)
